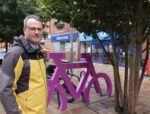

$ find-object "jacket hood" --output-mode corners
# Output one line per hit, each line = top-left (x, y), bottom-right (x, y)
(13, 35), (41, 53)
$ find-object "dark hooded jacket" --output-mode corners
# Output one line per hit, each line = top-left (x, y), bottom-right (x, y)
(0, 36), (47, 114)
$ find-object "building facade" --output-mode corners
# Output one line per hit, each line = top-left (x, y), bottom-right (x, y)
(44, 19), (80, 60)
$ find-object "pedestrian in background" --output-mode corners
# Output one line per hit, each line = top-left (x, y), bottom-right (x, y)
(0, 15), (48, 114)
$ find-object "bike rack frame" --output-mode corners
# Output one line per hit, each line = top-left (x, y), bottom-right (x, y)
(47, 53), (112, 111)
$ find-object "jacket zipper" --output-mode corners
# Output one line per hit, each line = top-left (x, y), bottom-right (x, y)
(24, 91), (28, 111)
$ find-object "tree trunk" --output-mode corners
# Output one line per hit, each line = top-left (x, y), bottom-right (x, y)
(128, 42), (136, 114)
(97, 32), (147, 114)
(111, 36), (124, 112)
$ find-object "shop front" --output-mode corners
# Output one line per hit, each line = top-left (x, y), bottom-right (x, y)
(79, 32), (112, 63)
(50, 32), (78, 60)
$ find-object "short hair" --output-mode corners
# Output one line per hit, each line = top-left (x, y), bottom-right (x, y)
(23, 15), (43, 27)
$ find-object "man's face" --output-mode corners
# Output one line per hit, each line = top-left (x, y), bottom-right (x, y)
(23, 18), (43, 45)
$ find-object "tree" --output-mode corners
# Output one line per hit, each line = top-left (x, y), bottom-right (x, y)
(0, 0), (24, 51)
(0, 0), (47, 52)
(40, 0), (150, 114)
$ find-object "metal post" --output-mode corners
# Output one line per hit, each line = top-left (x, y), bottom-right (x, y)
(77, 32), (80, 60)
(70, 27), (74, 62)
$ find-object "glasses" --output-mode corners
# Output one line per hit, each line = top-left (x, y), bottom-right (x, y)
(26, 26), (43, 32)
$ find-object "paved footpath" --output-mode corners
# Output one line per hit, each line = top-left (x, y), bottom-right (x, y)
(0, 64), (150, 114)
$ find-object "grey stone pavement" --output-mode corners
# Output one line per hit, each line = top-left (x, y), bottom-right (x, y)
(0, 63), (150, 114)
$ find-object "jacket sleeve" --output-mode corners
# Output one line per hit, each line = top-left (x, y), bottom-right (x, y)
(0, 50), (23, 114)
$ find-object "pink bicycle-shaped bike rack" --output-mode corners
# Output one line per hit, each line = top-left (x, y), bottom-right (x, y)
(47, 53), (112, 111)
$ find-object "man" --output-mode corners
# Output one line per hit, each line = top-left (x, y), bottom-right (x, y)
(0, 15), (48, 114)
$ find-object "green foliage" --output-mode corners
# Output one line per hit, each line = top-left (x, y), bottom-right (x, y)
(0, 0), (25, 42)
(41, 0), (150, 38)
(0, 0), (47, 43)
(17, 0), (41, 16)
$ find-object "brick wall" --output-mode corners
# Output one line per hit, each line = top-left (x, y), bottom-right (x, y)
(44, 18), (70, 35)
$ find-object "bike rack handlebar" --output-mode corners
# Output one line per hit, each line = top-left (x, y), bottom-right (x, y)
(47, 52), (65, 59)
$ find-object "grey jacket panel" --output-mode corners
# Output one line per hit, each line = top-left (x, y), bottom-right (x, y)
(0, 47), (23, 114)
(0, 73), (22, 114)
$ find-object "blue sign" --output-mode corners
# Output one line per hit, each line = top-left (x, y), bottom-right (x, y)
(97, 32), (110, 40)
(51, 32), (78, 42)
(79, 32), (93, 41)
(80, 32), (111, 41)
